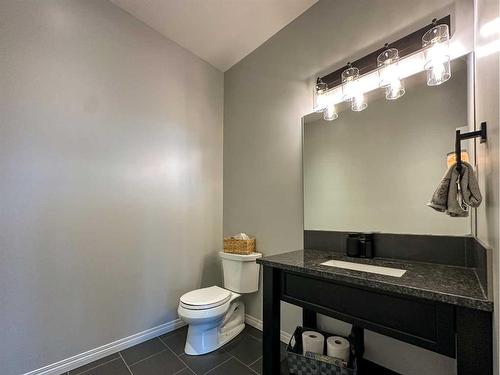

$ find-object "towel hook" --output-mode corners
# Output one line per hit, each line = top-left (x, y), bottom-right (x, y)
(455, 122), (487, 172)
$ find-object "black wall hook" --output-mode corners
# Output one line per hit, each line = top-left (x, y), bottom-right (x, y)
(455, 122), (487, 171)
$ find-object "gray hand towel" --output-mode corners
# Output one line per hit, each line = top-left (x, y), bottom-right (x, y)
(447, 166), (468, 217)
(428, 161), (481, 217)
(460, 162), (482, 207)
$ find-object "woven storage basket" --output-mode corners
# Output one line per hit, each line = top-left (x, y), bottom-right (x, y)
(223, 237), (256, 255)
(287, 327), (357, 375)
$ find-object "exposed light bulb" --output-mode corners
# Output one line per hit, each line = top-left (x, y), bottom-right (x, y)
(351, 93), (367, 112)
(342, 80), (356, 101)
(429, 61), (446, 83)
(379, 64), (398, 86)
(377, 47), (405, 100)
(342, 64), (361, 102)
(313, 77), (328, 112)
(422, 23), (451, 86)
(323, 103), (338, 121)
(314, 92), (327, 113)
(385, 79), (405, 100)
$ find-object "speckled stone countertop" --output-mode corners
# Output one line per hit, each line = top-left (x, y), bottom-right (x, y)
(257, 249), (493, 311)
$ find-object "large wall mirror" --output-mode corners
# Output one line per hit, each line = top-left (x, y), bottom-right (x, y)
(303, 54), (475, 236)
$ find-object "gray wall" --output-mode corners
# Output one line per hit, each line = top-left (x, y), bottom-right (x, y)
(224, 0), (473, 374)
(475, 0), (500, 372)
(0, 1), (223, 374)
(304, 69), (470, 235)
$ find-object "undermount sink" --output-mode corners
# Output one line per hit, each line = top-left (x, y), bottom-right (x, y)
(320, 260), (407, 277)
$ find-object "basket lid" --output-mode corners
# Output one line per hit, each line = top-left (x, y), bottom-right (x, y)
(219, 252), (262, 261)
(180, 286), (231, 307)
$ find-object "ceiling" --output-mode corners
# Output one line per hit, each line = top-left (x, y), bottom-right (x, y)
(110, 0), (318, 72)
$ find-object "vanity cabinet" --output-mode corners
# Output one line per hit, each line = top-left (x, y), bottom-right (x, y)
(282, 271), (455, 357)
(259, 251), (493, 375)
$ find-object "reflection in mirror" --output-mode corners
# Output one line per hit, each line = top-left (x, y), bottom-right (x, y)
(303, 56), (473, 236)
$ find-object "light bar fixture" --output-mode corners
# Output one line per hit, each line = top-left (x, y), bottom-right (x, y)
(312, 16), (453, 121)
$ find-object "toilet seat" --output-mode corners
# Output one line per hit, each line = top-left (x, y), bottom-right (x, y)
(180, 286), (231, 310)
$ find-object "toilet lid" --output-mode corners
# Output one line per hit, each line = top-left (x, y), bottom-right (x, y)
(180, 286), (231, 310)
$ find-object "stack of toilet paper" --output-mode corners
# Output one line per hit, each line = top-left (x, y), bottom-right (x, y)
(301, 331), (350, 362)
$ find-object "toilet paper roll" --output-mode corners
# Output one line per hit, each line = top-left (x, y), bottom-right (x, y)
(327, 336), (350, 361)
(302, 331), (324, 355)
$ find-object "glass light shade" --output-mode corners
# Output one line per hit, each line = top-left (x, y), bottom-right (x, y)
(313, 78), (328, 112)
(447, 150), (469, 168)
(313, 91), (327, 113)
(385, 79), (405, 100)
(422, 24), (451, 86)
(323, 103), (338, 121)
(342, 66), (360, 102)
(377, 48), (401, 87)
(351, 93), (367, 112)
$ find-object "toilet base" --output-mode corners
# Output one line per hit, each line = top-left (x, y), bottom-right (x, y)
(184, 301), (245, 355)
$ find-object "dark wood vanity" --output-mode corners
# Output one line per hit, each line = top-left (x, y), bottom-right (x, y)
(259, 233), (493, 375)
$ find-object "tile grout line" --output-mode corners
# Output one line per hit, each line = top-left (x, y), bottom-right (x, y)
(228, 330), (263, 374)
(118, 352), (134, 375)
(159, 337), (197, 375)
(160, 327), (262, 375)
(125, 348), (170, 368)
(172, 366), (192, 375)
(173, 353), (198, 375)
(159, 332), (245, 375)
(247, 355), (262, 367)
(202, 356), (234, 375)
(70, 357), (123, 375)
(230, 354), (260, 375)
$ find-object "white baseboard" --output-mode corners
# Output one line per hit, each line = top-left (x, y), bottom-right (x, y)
(245, 314), (291, 344)
(24, 314), (284, 375)
(23, 319), (186, 375)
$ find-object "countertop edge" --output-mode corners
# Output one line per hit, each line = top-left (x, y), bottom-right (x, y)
(258, 257), (494, 312)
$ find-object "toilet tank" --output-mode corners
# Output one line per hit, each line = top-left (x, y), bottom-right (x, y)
(219, 252), (262, 293)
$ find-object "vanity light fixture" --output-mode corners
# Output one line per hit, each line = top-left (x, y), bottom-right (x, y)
(311, 16), (453, 116)
(342, 63), (367, 111)
(313, 77), (328, 113)
(324, 102), (338, 121)
(422, 19), (451, 86)
(377, 45), (405, 100)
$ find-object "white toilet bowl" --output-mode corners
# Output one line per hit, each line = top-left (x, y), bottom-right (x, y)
(178, 252), (262, 355)
(178, 286), (245, 355)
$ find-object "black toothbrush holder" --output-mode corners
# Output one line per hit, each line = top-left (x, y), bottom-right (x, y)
(346, 233), (374, 258)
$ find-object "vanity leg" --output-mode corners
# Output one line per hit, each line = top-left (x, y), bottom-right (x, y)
(351, 325), (365, 360)
(456, 307), (492, 375)
(303, 308), (317, 329)
(263, 266), (281, 375)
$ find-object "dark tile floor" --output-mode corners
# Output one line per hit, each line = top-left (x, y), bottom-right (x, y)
(62, 325), (288, 375)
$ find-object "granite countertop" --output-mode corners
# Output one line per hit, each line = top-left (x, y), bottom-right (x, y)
(257, 249), (493, 311)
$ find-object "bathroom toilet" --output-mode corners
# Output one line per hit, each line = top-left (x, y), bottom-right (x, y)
(178, 251), (262, 355)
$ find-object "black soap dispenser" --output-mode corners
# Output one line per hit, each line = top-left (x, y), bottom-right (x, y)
(359, 233), (374, 258)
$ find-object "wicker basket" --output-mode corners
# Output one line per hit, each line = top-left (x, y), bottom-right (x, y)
(223, 237), (256, 255)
